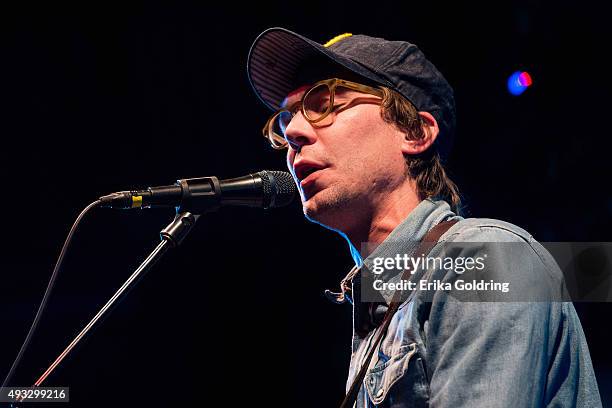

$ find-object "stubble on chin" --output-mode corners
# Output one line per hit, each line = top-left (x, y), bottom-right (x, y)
(302, 186), (358, 230)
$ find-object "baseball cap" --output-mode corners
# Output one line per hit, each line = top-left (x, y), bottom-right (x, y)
(247, 27), (456, 160)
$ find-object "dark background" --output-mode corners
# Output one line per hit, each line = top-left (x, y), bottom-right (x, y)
(1, 1), (611, 406)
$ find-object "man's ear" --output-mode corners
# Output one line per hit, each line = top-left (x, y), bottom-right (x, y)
(400, 111), (439, 155)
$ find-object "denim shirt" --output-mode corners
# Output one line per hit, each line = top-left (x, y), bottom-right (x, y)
(346, 199), (602, 407)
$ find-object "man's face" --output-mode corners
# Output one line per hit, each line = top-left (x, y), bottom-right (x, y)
(282, 82), (408, 233)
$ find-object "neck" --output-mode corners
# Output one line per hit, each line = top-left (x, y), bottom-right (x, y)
(344, 180), (421, 258)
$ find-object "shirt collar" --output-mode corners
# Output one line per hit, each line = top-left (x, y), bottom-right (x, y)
(347, 199), (458, 334)
(361, 198), (457, 272)
(326, 199), (458, 307)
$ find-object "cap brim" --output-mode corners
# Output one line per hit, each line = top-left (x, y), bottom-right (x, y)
(247, 27), (391, 111)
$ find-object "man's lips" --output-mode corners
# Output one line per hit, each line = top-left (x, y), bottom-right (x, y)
(300, 167), (326, 189)
(293, 160), (328, 183)
(293, 160), (329, 198)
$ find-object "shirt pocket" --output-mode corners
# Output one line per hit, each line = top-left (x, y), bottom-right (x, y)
(364, 342), (429, 407)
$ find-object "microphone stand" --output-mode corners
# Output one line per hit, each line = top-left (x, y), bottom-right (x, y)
(30, 211), (198, 389)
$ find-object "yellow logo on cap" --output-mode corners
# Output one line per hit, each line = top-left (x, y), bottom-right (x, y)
(324, 33), (353, 48)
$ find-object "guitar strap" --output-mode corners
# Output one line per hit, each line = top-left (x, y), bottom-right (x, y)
(339, 219), (458, 408)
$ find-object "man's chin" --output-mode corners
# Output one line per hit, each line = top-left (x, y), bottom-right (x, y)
(301, 190), (349, 230)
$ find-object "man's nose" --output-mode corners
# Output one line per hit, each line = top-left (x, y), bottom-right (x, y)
(284, 111), (317, 150)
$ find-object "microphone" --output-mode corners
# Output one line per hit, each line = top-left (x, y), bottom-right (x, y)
(99, 170), (296, 214)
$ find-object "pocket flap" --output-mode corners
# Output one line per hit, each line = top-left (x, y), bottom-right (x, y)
(364, 342), (418, 405)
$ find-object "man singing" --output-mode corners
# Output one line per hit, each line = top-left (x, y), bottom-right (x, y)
(247, 27), (601, 407)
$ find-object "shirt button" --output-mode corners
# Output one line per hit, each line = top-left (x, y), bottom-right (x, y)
(376, 388), (384, 398)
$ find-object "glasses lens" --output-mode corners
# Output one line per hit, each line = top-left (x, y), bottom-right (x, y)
(303, 83), (333, 122)
(268, 110), (293, 148)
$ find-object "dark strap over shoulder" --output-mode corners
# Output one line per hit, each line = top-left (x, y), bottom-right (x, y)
(339, 219), (458, 408)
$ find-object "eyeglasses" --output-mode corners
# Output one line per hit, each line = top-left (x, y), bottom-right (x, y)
(262, 78), (384, 149)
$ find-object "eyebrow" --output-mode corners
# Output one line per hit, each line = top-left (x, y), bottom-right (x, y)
(281, 84), (312, 108)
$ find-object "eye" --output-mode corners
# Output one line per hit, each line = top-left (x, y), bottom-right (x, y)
(318, 104), (329, 113)
(303, 84), (332, 115)
(313, 99), (331, 113)
(290, 104), (301, 115)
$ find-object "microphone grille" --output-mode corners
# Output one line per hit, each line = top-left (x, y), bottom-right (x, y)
(258, 170), (296, 208)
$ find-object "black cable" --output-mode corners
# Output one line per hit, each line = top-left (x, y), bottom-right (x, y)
(1, 200), (101, 390)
